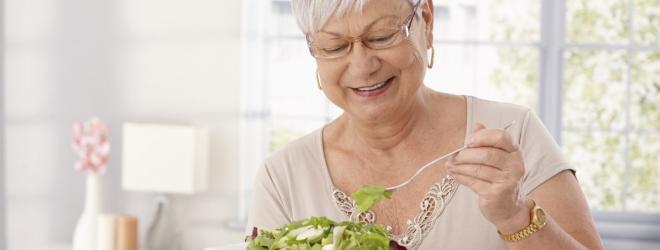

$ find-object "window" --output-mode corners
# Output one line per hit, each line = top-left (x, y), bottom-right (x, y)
(239, 0), (660, 220)
(562, 0), (660, 212)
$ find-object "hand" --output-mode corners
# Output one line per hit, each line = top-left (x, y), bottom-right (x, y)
(445, 123), (530, 231)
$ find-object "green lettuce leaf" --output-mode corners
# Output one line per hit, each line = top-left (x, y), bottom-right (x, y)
(247, 216), (394, 250)
(352, 185), (393, 213)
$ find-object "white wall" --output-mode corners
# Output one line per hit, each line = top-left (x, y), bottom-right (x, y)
(4, 0), (244, 249)
(1, 0), (6, 247)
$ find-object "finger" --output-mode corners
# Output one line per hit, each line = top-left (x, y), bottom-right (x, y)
(464, 122), (486, 146)
(447, 170), (490, 195)
(453, 147), (508, 170)
(447, 162), (505, 183)
(473, 122), (487, 133)
(468, 127), (518, 152)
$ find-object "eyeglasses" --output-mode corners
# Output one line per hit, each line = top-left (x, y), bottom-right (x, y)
(305, 0), (422, 59)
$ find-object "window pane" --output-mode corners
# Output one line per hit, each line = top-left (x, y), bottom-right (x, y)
(268, 0), (302, 38)
(434, 0), (540, 42)
(266, 39), (317, 98)
(563, 131), (625, 210)
(627, 133), (660, 212)
(633, 0), (660, 45)
(566, 0), (630, 44)
(631, 51), (660, 130)
(563, 49), (627, 130)
(486, 46), (538, 110)
(427, 44), (539, 110)
(269, 96), (330, 119)
(268, 118), (326, 152)
(265, 39), (336, 119)
(425, 44), (475, 95)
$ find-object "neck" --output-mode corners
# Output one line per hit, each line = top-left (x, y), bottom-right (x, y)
(346, 87), (438, 153)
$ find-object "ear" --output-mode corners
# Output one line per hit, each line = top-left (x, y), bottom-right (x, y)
(421, 0), (435, 49)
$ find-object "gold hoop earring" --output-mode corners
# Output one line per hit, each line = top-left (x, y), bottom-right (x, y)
(316, 70), (323, 90)
(427, 46), (435, 69)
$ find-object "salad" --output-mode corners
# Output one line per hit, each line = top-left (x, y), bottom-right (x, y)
(247, 217), (405, 250)
(352, 185), (393, 212)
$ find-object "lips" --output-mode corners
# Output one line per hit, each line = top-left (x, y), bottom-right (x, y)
(356, 81), (387, 91)
(351, 77), (394, 97)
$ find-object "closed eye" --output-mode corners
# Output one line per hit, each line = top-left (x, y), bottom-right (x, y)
(322, 44), (349, 53)
(368, 34), (396, 43)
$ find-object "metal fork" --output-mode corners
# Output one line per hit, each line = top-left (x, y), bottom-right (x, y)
(384, 120), (517, 192)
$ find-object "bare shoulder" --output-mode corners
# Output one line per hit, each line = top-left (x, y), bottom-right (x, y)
(428, 91), (467, 126)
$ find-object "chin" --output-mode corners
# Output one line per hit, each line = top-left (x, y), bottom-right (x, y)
(349, 102), (399, 124)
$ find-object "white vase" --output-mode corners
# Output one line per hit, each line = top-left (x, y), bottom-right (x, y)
(73, 172), (101, 250)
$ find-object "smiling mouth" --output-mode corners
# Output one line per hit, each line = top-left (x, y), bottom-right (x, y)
(352, 77), (394, 92)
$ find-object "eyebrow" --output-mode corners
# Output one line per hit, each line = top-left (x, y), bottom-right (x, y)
(319, 14), (401, 37)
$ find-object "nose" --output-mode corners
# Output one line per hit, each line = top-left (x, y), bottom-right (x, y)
(346, 41), (381, 80)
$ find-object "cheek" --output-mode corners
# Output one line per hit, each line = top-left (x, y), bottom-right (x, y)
(315, 60), (341, 91)
(382, 42), (426, 90)
(381, 43), (420, 70)
(316, 59), (345, 85)
(317, 65), (350, 107)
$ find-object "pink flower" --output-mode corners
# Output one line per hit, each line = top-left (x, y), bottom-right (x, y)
(71, 117), (110, 173)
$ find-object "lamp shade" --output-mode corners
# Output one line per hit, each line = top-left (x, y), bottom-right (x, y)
(121, 123), (209, 194)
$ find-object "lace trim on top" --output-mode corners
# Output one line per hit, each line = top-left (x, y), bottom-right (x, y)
(331, 176), (459, 250)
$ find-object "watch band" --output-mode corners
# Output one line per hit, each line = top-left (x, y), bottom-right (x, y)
(498, 222), (543, 242)
(497, 199), (546, 242)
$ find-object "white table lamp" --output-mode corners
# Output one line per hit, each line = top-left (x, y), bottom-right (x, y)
(121, 123), (209, 250)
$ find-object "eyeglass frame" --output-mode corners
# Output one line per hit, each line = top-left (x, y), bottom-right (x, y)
(305, 0), (423, 59)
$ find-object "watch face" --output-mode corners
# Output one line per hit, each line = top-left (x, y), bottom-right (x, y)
(533, 208), (546, 225)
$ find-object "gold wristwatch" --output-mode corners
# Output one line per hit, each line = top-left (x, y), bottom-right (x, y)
(498, 199), (547, 242)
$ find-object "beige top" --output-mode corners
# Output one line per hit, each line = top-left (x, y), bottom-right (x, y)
(246, 96), (574, 249)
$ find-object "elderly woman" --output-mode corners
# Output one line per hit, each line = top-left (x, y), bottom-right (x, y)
(247, 0), (603, 249)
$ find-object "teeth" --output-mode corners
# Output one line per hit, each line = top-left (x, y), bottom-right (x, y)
(357, 81), (387, 91)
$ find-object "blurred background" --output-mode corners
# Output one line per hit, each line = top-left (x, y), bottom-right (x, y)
(1, 0), (659, 249)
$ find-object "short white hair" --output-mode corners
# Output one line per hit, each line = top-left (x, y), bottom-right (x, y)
(292, 0), (421, 35)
